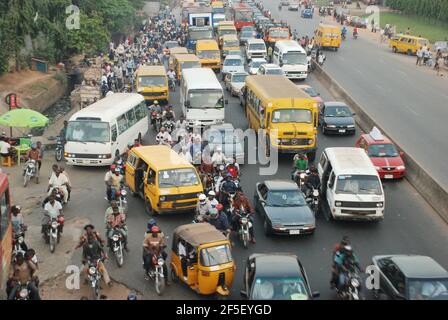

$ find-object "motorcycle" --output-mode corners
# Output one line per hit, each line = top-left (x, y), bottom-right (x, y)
(23, 159), (38, 187)
(109, 227), (125, 267)
(46, 216), (63, 253)
(234, 207), (252, 249)
(87, 259), (103, 300)
(162, 119), (175, 133)
(353, 32), (358, 40)
(12, 231), (27, 262)
(168, 78), (176, 92)
(146, 253), (166, 296)
(55, 136), (64, 162)
(336, 271), (362, 300)
(152, 112), (163, 132)
(292, 169), (309, 189)
(306, 187), (320, 215)
(342, 32), (347, 40)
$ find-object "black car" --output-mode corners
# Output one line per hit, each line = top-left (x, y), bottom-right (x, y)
(319, 102), (356, 135)
(254, 180), (316, 236)
(241, 253), (320, 300)
(371, 254), (448, 300)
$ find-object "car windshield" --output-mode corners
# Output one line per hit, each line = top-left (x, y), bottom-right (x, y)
(66, 121), (110, 143)
(232, 74), (247, 83)
(241, 31), (254, 38)
(282, 52), (307, 65)
(336, 175), (382, 195)
(242, 27), (255, 32)
(235, 11), (253, 22)
(302, 87), (318, 97)
(325, 106), (352, 117)
(189, 30), (213, 40)
(224, 40), (239, 47)
(180, 61), (201, 70)
(224, 58), (243, 66)
(408, 279), (448, 300)
(138, 75), (166, 87)
(221, 29), (237, 36)
(270, 29), (289, 38)
(188, 89), (224, 109)
(158, 168), (200, 188)
(213, 7), (225, 14)
(249, 43), (266, 51)
(250, 60), (267, 68)
(252, 277), (309, 300)
(271, 109), (312, 124)
(200, 244), (232, 267)
(368, 143), (399, 157)
(267, 190), (307, 207)
(266, 68), (283, 75)
(197, 50), (220, 60)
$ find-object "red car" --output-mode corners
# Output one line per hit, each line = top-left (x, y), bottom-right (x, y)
(355, 129), (406, 179)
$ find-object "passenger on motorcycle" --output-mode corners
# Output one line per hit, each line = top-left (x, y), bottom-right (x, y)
(142, 226), (168, 281)
(179, 146), (193, 163)
(303, 167), (321, 196)
(333, 245), (362, 291)
(195, 194), (210, 221)
(292, 153), (308, 182)
(231, 191), (256, 243)
(105, 206), (129, 252)
(226, 158), (239, 178)
(7, 253), (40, 300)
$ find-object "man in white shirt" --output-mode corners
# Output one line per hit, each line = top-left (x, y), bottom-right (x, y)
(211, 146), (227, 167)
(179, 146), (193, 163)
(42, 195), (63, 234)
(0, 139), (11, 157)
(48, 168), (69, 203)
(156, 127), (172, 146)
(72, 126), (85, 141)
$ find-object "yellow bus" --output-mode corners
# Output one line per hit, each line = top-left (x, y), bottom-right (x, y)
(217, 25), (238, 46)
(168, 47), (189, 69)
(195, 39), (221, 71)
(244, 75), (318, 160)
(173, 54), (201, 81)
(126, 145), (203, 215)
(221, 34), (240, 57)
(315, 23), (341, 51)
(135, 65), (168, 103)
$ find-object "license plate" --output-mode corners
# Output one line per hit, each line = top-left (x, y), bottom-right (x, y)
(338, 129), (346, 133)
(385, 174), (394, 179)
(289, 230), (301, 235)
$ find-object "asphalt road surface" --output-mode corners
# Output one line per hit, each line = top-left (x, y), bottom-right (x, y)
(261, 0), (448, 190)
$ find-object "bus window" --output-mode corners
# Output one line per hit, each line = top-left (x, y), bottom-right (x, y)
(117, 114), (129, 133)
(135, 103), (147, 120)
(126, 109), (137, 127)
(111, 124), (118, 142)
(0, 188), (10, 240)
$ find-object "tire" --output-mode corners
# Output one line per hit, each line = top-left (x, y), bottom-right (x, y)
(170, 268), (179, 283)
(155, 273), (165, 296)
(50, 236), (56, 253)
(55, 148), (63, 162)
(138, 132), (142, 143)
(115, 246), (124, 267)
(392, 47), (397, 53)
(115, 150), (120, 158)
(407, 49), (413, 56)
(322, 126), (327, 135)
(93, 284), (100, 300)
(242, 232), (248, 249)
(145, 197), (157, 216)
(23, 174), (29, 188)
(263, 219), (272, 236)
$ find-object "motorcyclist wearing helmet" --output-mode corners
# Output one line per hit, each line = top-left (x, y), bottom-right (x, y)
(225, 158), (239, 178)
(195, 194), (209, 221)
(330, 236), (350, 288)
(303, 167), (321, 197)
(142, 225), (168, 281)
(206, 191), (219, 212)
(231, 191), (256, 243)
(333, 243), (362, 291)
(211, 146), (227, 169)
(207, 206), (231, 237)
(24, 143), (41, 182)
(148, 100), (162, 125)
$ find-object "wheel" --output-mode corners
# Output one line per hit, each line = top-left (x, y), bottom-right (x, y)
(242, 233), (248, 249)
(263, 219), (272, 236)
(170, 267), (179, 283)
(407, 49), (413, 56)
(322, 126), (327, 135)
(138, 132), (142, 143)
(155, 274), (165, 296)
(55, 149), (63, 162)
(23, 175), (29, 188)
(392, 47), (397, 53)
(145, 197), (157, 216)
(115, 247), (124, 267)
(93, 284), (100, 300)
(50, 236), (56, 253)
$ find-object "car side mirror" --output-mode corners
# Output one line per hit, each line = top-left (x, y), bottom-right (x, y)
(240, 290), (248, 298)
(312, 291), (320, 298)
(399, 151), (404, 157)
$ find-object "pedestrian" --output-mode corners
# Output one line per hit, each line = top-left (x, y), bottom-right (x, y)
(405, 27), (411, 35)
(416, 47), (423, 66)
(371, 18), (375, 32)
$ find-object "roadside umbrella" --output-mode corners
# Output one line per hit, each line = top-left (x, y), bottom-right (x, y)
(0, 108), (49, 128)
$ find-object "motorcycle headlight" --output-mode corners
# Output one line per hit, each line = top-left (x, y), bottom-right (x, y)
(351, 278), (360, 287)
(89, 267), (96, 275)
(19, 289), (29, 298)
(158, 258), (164, 266)
(300, 173), (306, 179)
(51, 221), (58, 228)
(121, 190), (127, 196)
(112, 235), (119, 242)
(18, 236), (24, 243)
(335, 201), (342, 207)
(241, 217), (248, 224)
(313, 189), (319, 197)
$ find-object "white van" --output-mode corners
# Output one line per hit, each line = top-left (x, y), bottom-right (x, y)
(180, 68), (227, 128)
(318, 147), (385, 221)
(272, 40), (308, 80)
(64, 93), (148, 166)
(246, 38), (267, 61)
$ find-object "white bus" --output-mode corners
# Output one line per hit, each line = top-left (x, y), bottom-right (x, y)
(180, 68), (227, 128)
(64, 93), (148, 166)
(273, 40), (308, 80)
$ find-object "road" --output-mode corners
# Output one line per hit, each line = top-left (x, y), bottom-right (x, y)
(261, 0), (448, 190)
(16, 2), (448, 300)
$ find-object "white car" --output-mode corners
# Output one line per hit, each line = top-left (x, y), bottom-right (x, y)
(257, 63), (284, 75)
(222, 55), (245, 79)
(247, 58), (267, 75)
(224, 72), (248, 96)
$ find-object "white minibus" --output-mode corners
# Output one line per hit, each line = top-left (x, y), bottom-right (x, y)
(273, 40), (308, 80)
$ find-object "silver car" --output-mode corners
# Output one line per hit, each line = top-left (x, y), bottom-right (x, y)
(204, 123), (245, 164)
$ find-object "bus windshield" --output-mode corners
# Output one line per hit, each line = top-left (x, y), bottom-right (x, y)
(282, 52), (308, 65)
(66, 121), (110, 143)
(197, 50), (220, 60)
(158, 168), (200, 188)
(336, 175), (382, 195)
(188, 89), (224, 109)
(180, 61), (201, 70)
(189, 29), (213, 40)
(271, 109), (312, 124)
(138, 76), (166, 87)
(270, 29), (289, 38)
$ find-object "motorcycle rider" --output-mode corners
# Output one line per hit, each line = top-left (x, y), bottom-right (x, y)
(167, 68), (176, 87)
(211, 146), (227, 169)
(105, 205), (129, 252)
(23, 143), (41, 183)
(353, 26), (359, 39)
(7, 253), (40, 300)
(106, 167), (124, 201)
(179, 145), (193, 163)
(303, 167), (321, 196)
(219, 174), (238, 211)
(162, 105), (176, 121)
(76, 224), (106, 250)
(156, 127), (173, 146)
(162, 113), (175, 134)
(206, 191), (219, 211)
(148, 100), (162, 126)
(42, 195), (64, 238)
(226, 158), (239, 178)
(333, 244), (362, 291)
(104, 200), (125, 225)
(330, 236), (351, 288)
(48, 166), (69, 203)
(207, 206), (231, 237)
(59, 165), (72, 201)
(12, 205), (28, 253)
(341, 25), (347, 39)
(81, 234), (111, 287)
(142, 226), (168, 282)
(195, 193), (210, 221)
(231, 191), (256, 244)
(292, 153), (308, 183)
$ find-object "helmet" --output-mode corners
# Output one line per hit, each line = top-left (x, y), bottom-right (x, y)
(208, 191), (216, 197)
(216, 203), (223, 211)
(154, 100), (159, 105)
(31, 143), (37, 149)
(209, 207), (218, 216)
(147, 219), (156, 231)
(226, 173), (233, 178)
(343, 245), (353, 252)
(198, 194), (206, 202)
(151, 226), (160, 233)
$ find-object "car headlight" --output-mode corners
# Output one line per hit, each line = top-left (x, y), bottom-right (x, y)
(159, 196), (166, 202)
(376, 202), (384, 208)
(327, 125), (336, 128)
(347, 125), (355, 128)
(275, 139), (281, 144)
(335, 201), (342, 207)
(397, 166), (405, 170)
(308, 139), (314, 145)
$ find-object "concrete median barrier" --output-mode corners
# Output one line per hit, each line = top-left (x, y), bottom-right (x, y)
(312, 62), (448, 223)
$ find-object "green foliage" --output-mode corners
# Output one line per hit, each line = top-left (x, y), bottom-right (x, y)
(386, 0), (448, 23)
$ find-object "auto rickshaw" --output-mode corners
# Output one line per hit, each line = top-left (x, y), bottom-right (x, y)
(170, 223), (235, 297)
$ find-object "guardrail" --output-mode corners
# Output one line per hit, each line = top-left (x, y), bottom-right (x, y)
(312, 62), (448, 224)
